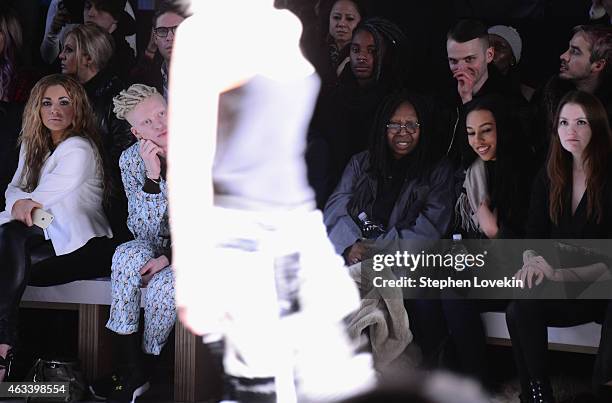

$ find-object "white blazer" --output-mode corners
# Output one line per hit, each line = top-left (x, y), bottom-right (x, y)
(0, 137), (113, 255)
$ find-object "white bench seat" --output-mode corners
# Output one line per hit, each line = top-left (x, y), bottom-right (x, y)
(482, 311), (601, 353)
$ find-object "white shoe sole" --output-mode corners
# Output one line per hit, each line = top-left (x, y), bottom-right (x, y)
(89, 385), (108, 401)
(130, 381), (150, 403)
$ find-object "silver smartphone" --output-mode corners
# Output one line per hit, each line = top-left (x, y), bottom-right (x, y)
(32, 208), (54, 229)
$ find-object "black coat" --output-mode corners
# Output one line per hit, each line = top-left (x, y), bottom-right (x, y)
(83, 69), (134, 168)
(0, 102), (23, 211)
(109, 31), (136, 85)
(527, 166), (612, 239)
(83, 69), (134, 242)
(307, 71), (392, 209)
(435, 65), (529, 167)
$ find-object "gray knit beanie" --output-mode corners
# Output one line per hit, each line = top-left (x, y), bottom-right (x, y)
(488, 25), (522, 63)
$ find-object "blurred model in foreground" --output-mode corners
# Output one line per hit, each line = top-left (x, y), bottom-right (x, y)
(167, 1), (374, 402)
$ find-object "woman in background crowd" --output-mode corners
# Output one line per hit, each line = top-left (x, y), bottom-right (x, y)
(41, 0), (136, 81)
(303, 0), (365, 88)
(59, 23), (133, 241)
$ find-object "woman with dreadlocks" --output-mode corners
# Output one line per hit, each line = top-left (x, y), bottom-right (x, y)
(307, 17), (413, 208)
(323, 91), (454, 265)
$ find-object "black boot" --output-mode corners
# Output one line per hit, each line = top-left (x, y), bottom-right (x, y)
(0, 348), (14, 382)
(90, 334), (151, 402)
(596, 384), (612, 403)
(107, 334), (151, 403)
(523, 379), (556, 403)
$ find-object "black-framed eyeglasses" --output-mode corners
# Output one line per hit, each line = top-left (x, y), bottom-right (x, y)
(386, 122), (420, 134)
(154, 25), (178, 38)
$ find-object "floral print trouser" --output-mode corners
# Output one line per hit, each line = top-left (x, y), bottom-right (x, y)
(106, 239), (176, 355)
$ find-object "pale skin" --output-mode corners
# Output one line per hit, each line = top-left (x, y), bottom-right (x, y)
(592, 0), (612, 16)
(515, 103), (611, 289)
(125, 94), (170, 285)
(58, 35), (98, 84)
(447, 38), (494, 104)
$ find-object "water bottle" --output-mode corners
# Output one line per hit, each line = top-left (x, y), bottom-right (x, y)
(450, 233), (469, 256)
(357, 212), (386, 239)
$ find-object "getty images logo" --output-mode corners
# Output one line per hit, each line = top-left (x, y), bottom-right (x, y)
(372, 250), (487, 272)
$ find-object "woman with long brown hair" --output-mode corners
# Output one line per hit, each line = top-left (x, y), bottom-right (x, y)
(507, 91), (612, 402)
(0, 74), (114, 382)
(0, 7), (39, 103)
(0, 8), (21, 102)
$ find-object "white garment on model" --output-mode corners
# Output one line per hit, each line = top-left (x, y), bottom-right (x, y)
(40, 0), (137, 64)
(207, 205), (374, 401)
(213, 74), (318, 208)
(168, 4), (375, 401)
(0, 137), (113, 255)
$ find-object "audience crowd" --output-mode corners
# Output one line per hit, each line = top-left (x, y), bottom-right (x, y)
(0, 0), (610, 402)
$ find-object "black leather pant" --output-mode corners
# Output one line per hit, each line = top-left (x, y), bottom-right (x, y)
(441, 299), (508, 384)
(0, 221), (48, 346)
(0, 221), (116, 346)
(506, 299), (611, 392)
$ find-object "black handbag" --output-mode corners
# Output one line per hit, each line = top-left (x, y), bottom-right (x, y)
(25, 358), (87, 402)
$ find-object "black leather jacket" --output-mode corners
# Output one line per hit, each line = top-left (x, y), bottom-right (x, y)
(83, 68), (135, 169)
(83, 68), (135, 243)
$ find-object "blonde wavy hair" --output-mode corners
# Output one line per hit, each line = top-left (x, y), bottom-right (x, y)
(19, 74), (104, 192)
(64, 23), (114, 78)
(112, 83), (159, 121)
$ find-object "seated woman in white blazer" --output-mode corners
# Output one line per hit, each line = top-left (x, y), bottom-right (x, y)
(0, 74), (114, 382)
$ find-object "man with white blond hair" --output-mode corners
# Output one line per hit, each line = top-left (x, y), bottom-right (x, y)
(90, 83), (174, 403)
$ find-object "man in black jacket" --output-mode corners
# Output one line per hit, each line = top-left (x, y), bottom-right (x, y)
(129, 2), (188, 99)
(439, 19), (528, 167)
